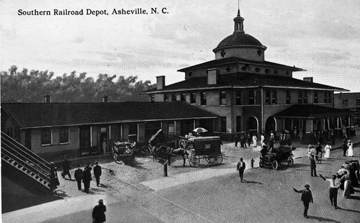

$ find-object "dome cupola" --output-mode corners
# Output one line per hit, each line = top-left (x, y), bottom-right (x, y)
(213, 8), (267, 61)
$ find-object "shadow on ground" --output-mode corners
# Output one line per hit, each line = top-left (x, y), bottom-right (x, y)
(2, 192), (63, 213)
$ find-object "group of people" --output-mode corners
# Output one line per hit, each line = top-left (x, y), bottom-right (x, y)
(234, 132), (269, 148)
(61, 156), (103, 193)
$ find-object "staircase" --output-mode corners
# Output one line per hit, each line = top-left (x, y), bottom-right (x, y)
(1, 132), (54, 195)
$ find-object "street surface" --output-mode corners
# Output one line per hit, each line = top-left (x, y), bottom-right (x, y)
(3, 138), (360, 223)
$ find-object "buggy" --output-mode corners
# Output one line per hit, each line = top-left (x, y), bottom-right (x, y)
(259, 145), (296, 170)
(186, 136), (223, 167)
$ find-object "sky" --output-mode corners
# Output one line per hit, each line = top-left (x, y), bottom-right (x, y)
(1, 0), (360, 92)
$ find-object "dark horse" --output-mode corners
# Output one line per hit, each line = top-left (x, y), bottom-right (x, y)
(149, 145), (189, 166)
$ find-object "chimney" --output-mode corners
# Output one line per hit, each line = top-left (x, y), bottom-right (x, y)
(102, 96), (108, 103)
(44, 95), (51, 103)
(156, 76), (165, 90)
(303, 77), (313, 82)
(207, 68), (219, 85)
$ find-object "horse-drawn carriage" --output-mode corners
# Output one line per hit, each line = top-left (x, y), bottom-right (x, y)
(111, 141), (136, 166)
(186, 136), (223, 167)
(148, 129), (223, 167)
(259, 145), (296, 170)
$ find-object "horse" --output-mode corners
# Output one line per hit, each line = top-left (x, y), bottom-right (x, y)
(150, 145), (189, 166)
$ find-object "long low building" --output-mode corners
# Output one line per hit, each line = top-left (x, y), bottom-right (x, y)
(1, 100), (217, 161)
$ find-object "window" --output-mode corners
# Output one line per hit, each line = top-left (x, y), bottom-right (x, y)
(60, 127), (69, 144)
(220, 90), (226, 105)
(164, 94), (168, 102)
(327, 92), (332, 103)
(249, 90), (255, 105)
(342, 98), (348, 106)
(356, 98), (360, 106)
(172, 94), (176, 102)
(201, 92), (206, 105)
(235, 90), (241, 105)
(314, 91), (318, 103)
(190, 92), (196, 104)
(303, 91), (308, 104)
(286, 90), (291, 104)
(150, 95), (154, 102)
(181, 93), (186, 102)
(298, 91), (303, 104)
(324, 92), (332, 103)
(265, 90), (271, 105)
(41, 128), (51, 145)
(271, 90), (277, 104)
(236, 116), (241, 132)
(220, 117), (227, 132)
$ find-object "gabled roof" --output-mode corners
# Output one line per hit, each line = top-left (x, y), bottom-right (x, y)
(274, 104), (356, 119)
(178, 57), (304, 72)
(2, 102), (217, 129)
(144, 73), (347, 94)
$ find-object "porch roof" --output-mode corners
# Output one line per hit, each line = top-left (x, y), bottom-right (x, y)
(273, 104), (356, 119)
(2, 102), (217, 129)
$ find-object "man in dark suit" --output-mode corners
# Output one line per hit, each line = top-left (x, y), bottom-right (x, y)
(74, 164), (83, 190)
(309, 155), (317, 177)
(93, 161), (102, 186)
(61, 156), (71, 179)
(293, 184), (313, 218)
(83, 163), (92, 193)
(93, 199), (106, 223)
(237, 157), (246, 182)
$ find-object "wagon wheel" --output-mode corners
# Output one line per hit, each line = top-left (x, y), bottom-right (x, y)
(272, 160), (279, 170)
(205, 155), (223, 165)
(179, 139), (187, 149)
(189, 155), (200, 167)
(287, 157), (294, 166)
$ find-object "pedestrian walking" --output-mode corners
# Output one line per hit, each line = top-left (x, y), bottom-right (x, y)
(93, 161), (102, 186)
(269, 132), (275, 149)
(319, 174), (341, 209)
(74, 164), (83, 190)
(237, 158), (246, 182)
(260, 133), (265, 145)
(342, 141), (348, 157)
(315, 142), (323, 164)
(92, 199), (106, 223)
(323, 142), (331, 159)
(83, 163), (92, 193)
(293, 184), (313, 218)
(247, 133), (251, 148)
(240, 133), (246, 148)
(309, 155), (317, 177)
(51, 167), (60, 192)
(347, 140), (354, 157)
(61, 155), (72, 180)
(252, 134), (258, 147)
(234, 134), (239, 147)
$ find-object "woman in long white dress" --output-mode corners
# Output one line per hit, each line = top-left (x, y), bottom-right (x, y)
(323, 142), (331, 159)
(347, 140), (354, 157)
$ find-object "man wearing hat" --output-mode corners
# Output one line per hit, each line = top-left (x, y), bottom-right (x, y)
(293, 184), (313, 218)
(92, 199), (106, 223)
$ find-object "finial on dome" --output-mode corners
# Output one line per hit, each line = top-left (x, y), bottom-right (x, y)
(234, 1), (245, 33)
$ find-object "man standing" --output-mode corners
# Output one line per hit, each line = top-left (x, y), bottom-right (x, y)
(92, 199), (106, 223)
(319, 174), (340, 209)
(234, 134), (239, 147)
(309, 155), (317, 177)
(83, 163), (92, 193)
(74, 164), (83, 190)
(61, 156), (72, 180)
(237, 158), (246, 182)
(93, 161), (102, 186)
(315, 142), (323, 164)
(293, 184), (313, 218)
(342, 141), (348, 157)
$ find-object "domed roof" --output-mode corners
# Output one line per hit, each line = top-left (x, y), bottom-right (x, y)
(215, 32), (263, 50)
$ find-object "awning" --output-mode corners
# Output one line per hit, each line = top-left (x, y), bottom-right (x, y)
(273, 104), (357, 119)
